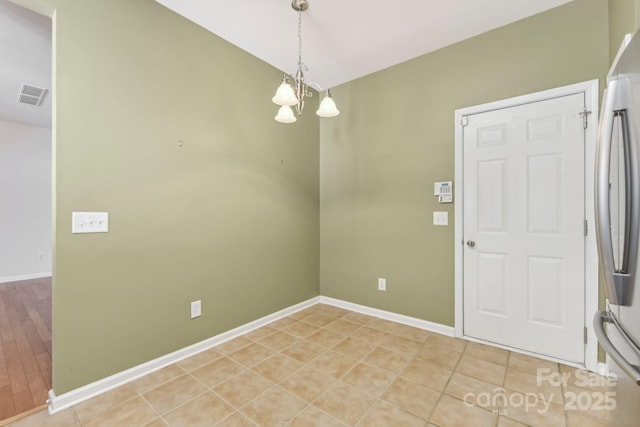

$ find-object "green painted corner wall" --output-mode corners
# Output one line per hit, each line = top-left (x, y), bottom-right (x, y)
(319, 0), (610, 326)
(14, 0), (320, 394)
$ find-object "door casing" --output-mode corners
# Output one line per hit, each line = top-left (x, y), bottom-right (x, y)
(454, 80), (600, 373)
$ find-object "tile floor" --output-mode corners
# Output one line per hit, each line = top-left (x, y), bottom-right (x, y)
(4, 304), (630, 427)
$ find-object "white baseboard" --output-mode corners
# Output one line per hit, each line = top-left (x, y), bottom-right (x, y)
(48, 296), (321, 414)
(0, 272), (52, 284)
(319, 296), (455, 337)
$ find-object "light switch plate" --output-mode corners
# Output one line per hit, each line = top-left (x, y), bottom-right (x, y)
(72, 212), (109, 233)
(433, 211), (448, 226)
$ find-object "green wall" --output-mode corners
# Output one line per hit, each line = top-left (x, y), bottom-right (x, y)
(15, 0), (320, 394)
(320, 0), (610, 326)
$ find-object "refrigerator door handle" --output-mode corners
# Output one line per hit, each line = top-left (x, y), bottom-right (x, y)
(595, 80), (639, 306)
(594, 311), (640, 385)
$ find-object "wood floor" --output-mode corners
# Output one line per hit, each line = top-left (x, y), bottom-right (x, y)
(0, 277), (52, 421)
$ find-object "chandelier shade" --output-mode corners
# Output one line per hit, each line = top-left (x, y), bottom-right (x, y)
(275, 105), (297, 123)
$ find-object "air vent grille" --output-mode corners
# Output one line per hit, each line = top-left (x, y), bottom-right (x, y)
(17, 83), (47, 106)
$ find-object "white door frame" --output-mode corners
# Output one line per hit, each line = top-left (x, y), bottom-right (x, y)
(454, 80), (600, 373)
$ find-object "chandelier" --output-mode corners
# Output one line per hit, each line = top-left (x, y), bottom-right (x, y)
(272, 0), (340, 123)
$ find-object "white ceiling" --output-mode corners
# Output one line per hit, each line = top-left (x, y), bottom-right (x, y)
(0, 0), (574, 129)
(155, 0), (574, 89)
(0, 0), (51, 128)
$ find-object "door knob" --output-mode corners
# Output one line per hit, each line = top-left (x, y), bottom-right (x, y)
(466, 240), (476, 248)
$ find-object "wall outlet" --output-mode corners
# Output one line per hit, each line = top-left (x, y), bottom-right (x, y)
(37, 253), (45, 263)
(378, 278), (386, 291)
(190, 300), (201, 319)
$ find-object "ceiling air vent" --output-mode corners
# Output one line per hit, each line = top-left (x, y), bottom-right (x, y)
(17, 83), (47, 106)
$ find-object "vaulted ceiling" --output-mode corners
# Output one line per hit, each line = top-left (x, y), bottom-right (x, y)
(0, 0), (575, 128)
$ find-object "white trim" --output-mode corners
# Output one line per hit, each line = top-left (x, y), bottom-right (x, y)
(0, 272), (52, 284)
(454, 79), (600, 372)
(598, 362), (610, 377)
(319, 296), (455, 337)
(47, 296), (321, 414)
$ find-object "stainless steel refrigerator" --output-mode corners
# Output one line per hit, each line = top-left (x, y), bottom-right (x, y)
(595, 30), (640, 423)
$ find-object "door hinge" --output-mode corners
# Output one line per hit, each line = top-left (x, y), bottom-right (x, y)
(461, 116), (469, 126)
(584, 219), (588, 236)
(578, 108), (592, 129)
(584, 326), (588, 344)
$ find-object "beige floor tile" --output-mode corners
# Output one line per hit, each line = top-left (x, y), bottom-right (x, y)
(341, 312), (375, 325)
(349, 326), (390, 345)
(424, 334), (468, 353)
(332, 337), (376, 359)
(565, 410), (628, 427)
(430, 395), (497, 427)
(357, 399), (426, 427)
(288, 405), (348, 427)
(73, 384), (138, 423)
(215, 337), (252, 355)
(258, 330), (299, 351)
(456, 354), (506, 386)
(82, 396), (156, 427)
(341, 362), (396, 397)
(227, 342), (274, 367)
(176, 348), (222, 372)
(314, 382), (376, 425)
(417, 345), (463, 370)
(282, 321), (319, 338)
(307, 350), (358, 379)
(383, 323), (432, 343)
(497, 416), (529, 427)
(288, 306), (321, 321)
(318, 305), (351, 318)
(324, 318), (362, 335)
(444, 372), (503, 412)
(363, 347), (412, 374)
(279, 366), (336, 402)
(5, 408), (77, 427)
(562, 384), (625, 424)
(379, 335), (423, 355)
(268, 316), (299, 330)
(500, 389), (566, 427)
(191, 357), (244, 388)
(400, 358), (452, 392)
(364, 317), (401, 332)
(302, 312), (337, 327)
(305, 328), (345, 348)
(242, 326), (277, 342)
(212, 411), (256, 427)
(131, 364), (186, 393)
(508, 352), (558, 376)
(464, 342), (509, 366)
(141, 418), (168, 427)
(252, 353), (302, 383)
(282, 339), (324, 363)
(162, 392), (234, 426)
(213, 369), (273, 408)
(142, 374), (207, 415)
(382, 377), (440, 420)
(241, 385), (307, 427)
(504, 368), (563, 405)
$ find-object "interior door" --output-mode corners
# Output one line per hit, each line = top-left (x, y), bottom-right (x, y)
(462, 93), (586, 363)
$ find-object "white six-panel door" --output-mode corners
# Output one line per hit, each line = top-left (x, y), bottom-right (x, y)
(462, 93), (586, 363)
